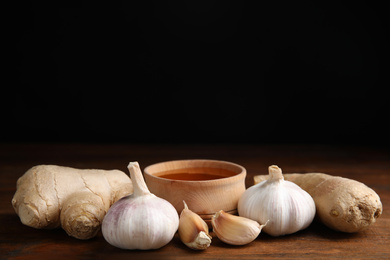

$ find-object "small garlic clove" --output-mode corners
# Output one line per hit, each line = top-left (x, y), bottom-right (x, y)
(178, 201), (212, 250)
(211, 210), (266, 246)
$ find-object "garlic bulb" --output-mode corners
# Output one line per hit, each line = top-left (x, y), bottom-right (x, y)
(238, 165), (316, 236)
(102, 162), (179, 250)
(178, 201), (211, 250)
(211, 210), (267, 245)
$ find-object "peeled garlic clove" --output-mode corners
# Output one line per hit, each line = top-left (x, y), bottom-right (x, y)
(178, 201), (211, 250)
(211, 210), (266, 246)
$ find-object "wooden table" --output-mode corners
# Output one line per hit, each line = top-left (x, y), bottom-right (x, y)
(1, 143), (389, 259)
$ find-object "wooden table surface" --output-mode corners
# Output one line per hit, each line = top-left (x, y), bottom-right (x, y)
(1, 143), (389, 259)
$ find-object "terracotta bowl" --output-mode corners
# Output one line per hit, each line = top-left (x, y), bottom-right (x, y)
(143, 159), (246, 226)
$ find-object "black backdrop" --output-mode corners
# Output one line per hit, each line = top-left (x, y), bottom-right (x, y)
(5, 1), (390, 146)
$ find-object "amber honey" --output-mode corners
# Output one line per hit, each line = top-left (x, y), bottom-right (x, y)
(156, 167), (236, 181)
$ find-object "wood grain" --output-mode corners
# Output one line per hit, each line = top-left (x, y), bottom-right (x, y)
(1, 143), (389, 259)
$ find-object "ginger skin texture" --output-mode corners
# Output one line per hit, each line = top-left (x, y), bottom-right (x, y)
(254, 173), (382, 233)
(12, 165), (133, 239)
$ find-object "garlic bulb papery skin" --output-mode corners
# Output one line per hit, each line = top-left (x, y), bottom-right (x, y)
(238, 165), (316, 237)
(102, 162), (179, 250)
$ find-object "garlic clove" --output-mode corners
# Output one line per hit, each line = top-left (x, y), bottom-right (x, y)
(211, 210), (266, 246)
(178, 201), (212, 250)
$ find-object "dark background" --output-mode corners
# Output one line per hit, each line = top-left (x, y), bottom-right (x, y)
(4, 1), (389, 146)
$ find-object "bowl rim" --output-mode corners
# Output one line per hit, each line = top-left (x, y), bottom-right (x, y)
(143, 159), (246, 183)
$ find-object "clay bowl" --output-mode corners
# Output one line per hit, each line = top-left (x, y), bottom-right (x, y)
(143, 159), (246, 226)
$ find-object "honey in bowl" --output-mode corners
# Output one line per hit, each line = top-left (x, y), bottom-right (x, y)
(156, 167), (236, 181)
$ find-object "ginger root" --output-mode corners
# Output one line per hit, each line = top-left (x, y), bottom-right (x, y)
(254, 173), (382, 233)
(12, 165), (133, 239)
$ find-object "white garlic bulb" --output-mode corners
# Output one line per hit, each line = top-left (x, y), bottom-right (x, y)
(238, 165), (316, 236)
(102, 162), (179, 250)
